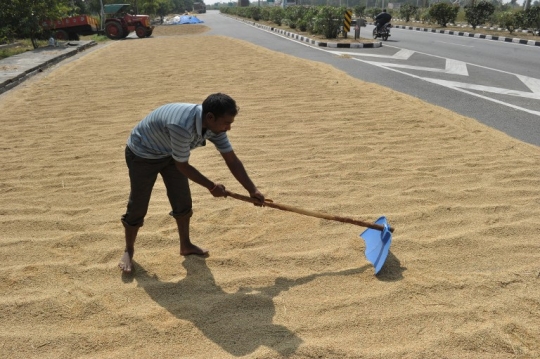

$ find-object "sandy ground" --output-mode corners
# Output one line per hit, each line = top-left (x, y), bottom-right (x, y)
(1, 24), (539, 359)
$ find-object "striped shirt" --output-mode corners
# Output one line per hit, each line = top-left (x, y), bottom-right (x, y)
(126, 103), (233, 162)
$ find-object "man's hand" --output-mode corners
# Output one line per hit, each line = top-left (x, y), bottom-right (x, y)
(209, 183), (227, 197)
(249, 189), (265, 206)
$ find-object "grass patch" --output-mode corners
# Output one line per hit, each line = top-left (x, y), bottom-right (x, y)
(0, 39), (46, 60)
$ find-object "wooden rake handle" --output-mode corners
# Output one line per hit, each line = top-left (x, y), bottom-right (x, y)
(225, 190), (394, 233)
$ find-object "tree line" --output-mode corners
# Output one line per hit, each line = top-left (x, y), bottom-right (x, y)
(223, 1), (539, 38)
(0, 0), (203, 47)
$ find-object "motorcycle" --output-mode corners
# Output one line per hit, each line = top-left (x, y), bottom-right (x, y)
(373, 22), (392, 41)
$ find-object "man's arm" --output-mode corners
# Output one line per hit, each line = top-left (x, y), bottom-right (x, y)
(221, 150), (264, 203)
(175, 161), (215, 191)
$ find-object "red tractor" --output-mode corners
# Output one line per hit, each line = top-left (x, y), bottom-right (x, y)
(42, 4), (154, 41)
(103, 4), (154, 40)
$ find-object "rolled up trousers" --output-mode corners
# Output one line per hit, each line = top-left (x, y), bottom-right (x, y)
(122, 146), (192, 228)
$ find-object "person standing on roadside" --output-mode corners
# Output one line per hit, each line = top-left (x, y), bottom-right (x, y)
(118, 93), (264, 273)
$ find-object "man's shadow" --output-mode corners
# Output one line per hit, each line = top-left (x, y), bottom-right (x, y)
(128, 255), (401, 357)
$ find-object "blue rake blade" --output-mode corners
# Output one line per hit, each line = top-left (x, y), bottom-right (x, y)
(359, 216), (393, 275)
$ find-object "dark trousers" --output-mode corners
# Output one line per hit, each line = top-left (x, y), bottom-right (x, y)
(122, 146), (192, 227)
(376, 21), (388, 32)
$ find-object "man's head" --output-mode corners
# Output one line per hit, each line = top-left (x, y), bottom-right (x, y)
(382, 9), (387, 12)
(202, 93), (238, 118)
(202, 93), (239, 133)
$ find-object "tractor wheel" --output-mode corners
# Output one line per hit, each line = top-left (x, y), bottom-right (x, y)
(68, 32), (80, 41)
(145, 29), (153, 37)
(105, 22), (123, 40)
(55, 30), (69, 41)
(135, 26), (147, 38)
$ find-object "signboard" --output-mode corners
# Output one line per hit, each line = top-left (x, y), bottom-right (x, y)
(343, 10), (352, 33)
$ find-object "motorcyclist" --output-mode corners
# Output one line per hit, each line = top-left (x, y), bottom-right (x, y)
(375, 9), (392, 34)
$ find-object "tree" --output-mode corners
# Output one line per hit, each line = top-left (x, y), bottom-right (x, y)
(155, 0), (173, 24)
(353, 5), (366, 17)
(498, 11), (517, 33)
(0, 0), (70, 48)
(523, 5), (540, 34)
(141, 0), (160, 15)
(428, 3), (459, 27)
(400, 3), (418, 22)
(465, 0), (496, 29)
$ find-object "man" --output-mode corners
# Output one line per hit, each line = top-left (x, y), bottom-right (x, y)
(118, 93), (265, 273)
(375, 9), (392, 33)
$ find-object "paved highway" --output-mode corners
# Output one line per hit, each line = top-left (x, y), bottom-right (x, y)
(204, 11), (540, 146)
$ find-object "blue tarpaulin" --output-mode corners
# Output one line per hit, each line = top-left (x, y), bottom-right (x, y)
(172, 15), (204, 24)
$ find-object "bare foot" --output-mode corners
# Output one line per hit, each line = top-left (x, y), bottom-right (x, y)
(180, 243), (209, 256)
(118, 251), (134, 273)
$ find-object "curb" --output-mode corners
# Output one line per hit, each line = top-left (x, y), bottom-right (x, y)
(231, 17), (383, 48)
(0, 41), (97, 95)
(391, 24), (540, 47)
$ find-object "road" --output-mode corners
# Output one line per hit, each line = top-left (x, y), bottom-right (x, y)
(204, 11), (540, 146)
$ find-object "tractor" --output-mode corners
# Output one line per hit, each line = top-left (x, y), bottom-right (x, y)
(103, 4), (154, 40)
(42, 4), (153, 41)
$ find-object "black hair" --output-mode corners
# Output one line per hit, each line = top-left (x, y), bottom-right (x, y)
(202, 93), (239, 118)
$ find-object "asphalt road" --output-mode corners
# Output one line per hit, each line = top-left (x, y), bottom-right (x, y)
(204, 11), (540, 147)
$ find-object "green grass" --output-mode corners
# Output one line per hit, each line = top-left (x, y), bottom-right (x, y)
(1, 36), (108, 61)
(0, 39), (36, 60)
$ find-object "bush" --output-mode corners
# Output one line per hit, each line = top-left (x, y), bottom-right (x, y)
(270, 7), (285, 26)
(314, 6), (346, 39)
(284, 5), (309, 30)
(429, 3), (459, 27)
(366, 8), (382, 20)
(400, 4), (418, 23)
(464, 0), (495, 30)
(498, 11), (518, 34)
(353, 5), (366, 18)
(523, 5), (540, 35)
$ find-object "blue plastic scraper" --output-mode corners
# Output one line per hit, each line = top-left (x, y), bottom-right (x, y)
(360, 216), (393, 275)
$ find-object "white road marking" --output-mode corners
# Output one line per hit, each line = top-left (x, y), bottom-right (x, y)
(352, 58), (540, 116)
(425, 78), (540, 99)
(517, 75), (540, 94)
(331, 48), (415, 59)
(434, 41), (474, 48)
(245, 20), (540, 116)
(445, 59), (469, 76)
(361, 58), (469, 76)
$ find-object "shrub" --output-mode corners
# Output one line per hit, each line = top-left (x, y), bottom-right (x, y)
(523, 5), (540, 35)
(498, 11), (518, 34)
(429, 3), (459, 27)
(400, 4), (418, 23)
(353, 5), (366, 18)
(270, 7), (285, 26)
(464, 0), (496, 30)
(314, 6), (346, 39)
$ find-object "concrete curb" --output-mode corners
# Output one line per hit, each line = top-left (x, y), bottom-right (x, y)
(0, 41), (97, 95)
(231, 17), (383, 48)
(391, 24), (540, 47)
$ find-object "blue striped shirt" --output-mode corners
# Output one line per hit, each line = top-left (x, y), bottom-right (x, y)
(127, 103), (232, 162)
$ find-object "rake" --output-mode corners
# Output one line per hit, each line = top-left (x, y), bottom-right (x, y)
(225, 190), (394, 275)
